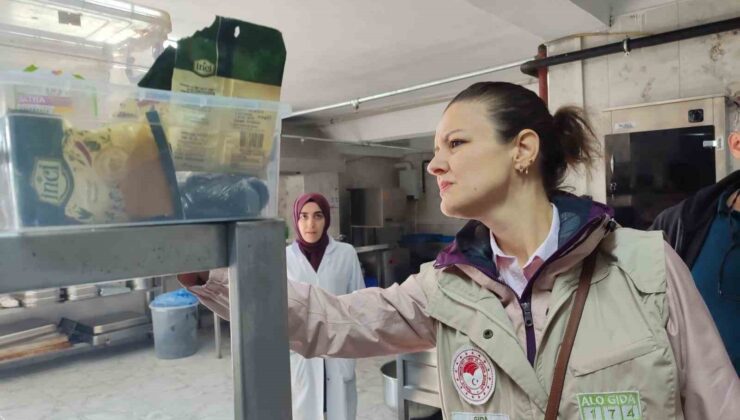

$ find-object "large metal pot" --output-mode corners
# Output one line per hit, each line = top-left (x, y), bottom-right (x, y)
(381, 360), (398, 409)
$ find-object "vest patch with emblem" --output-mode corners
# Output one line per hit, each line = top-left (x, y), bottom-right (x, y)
(451, 346), (496, 405)
(577, 391), (642, 420)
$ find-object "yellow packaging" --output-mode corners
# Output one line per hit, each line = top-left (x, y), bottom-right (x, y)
(165, 17), (286, 174)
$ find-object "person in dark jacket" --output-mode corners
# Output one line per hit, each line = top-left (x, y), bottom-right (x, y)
(651, 131), (740, 374)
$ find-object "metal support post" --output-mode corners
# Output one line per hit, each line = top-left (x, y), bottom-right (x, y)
(229, 220), (292, 420)
(214, 312), (222, 359)
(397, 355), (411, 420)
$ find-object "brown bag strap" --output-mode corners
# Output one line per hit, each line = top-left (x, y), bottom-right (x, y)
(544, 251), (598, 420)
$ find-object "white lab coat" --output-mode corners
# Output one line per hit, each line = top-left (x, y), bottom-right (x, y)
(286, 237), (365, 420)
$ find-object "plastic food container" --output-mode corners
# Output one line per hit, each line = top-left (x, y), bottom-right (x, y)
(0, 0), (172, 84)
(0, 73), (289, 232)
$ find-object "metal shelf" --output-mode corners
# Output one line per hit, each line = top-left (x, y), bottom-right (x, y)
(0, 287), (162, 317)
(0, 224), (228, 293)
(0, 220), (291, 420)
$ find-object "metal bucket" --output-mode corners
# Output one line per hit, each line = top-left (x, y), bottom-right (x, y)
(381, 360), (398, 409)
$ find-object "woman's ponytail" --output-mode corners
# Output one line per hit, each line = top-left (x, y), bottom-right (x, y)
(553, 106), (600, 167)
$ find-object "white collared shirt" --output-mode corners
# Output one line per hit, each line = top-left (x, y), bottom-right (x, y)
(489, 204), (560, 297)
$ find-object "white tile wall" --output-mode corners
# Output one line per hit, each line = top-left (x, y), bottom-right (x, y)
(606, 43), (681, 107)
(678, 33), (740, 98)
(678, 0), (740, 27)
(547, 0), (740, 199)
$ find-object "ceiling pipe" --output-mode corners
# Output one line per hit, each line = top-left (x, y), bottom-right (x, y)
(536, 44), (548, 106)
(288, 17), (739, 119)
(281, 134), (425, 151)
(521, 16), (740, 77)
(289, 58), (530, 118)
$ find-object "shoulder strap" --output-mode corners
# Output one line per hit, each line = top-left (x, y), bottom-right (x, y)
(544, 250), (598, 420)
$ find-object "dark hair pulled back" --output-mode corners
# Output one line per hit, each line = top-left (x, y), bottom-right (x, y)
(447, 81), (599, 195)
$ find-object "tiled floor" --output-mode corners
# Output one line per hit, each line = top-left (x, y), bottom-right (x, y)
(0, 325), (433, 420)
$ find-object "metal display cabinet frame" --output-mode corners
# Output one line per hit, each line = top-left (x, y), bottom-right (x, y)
(0, 220), (292, 420)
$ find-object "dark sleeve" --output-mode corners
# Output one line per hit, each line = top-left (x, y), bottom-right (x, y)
(649, 203), (682, 251)
(664, 243), (740, 419)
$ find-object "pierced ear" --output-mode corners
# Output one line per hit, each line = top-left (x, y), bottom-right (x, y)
(513, 129), (541, 168)
(729, 132), (740, 159)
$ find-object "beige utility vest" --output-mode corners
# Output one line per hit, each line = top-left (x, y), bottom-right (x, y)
(417, 229), (682, 420)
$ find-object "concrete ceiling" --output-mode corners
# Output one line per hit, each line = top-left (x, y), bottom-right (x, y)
(136, 0), (672, 117)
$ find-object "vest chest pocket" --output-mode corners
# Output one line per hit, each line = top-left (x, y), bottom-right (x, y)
(570, 337), (657, 377)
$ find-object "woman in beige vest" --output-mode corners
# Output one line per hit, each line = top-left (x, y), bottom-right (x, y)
(184, 82), (739, 419)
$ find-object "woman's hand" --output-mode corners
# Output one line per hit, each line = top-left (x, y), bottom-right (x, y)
(177, 271), (209, 288)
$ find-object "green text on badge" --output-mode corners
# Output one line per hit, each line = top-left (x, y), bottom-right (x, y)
(576, 391), (642, 420)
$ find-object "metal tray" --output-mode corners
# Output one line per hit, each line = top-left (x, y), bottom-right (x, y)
(66, 294), (97, 301)
(74, 312), (149, 335)
(67, 290), (97, 297)
(67, 287), (98, 296)
(22, 296), (62, 307)
(98, 286), (130, 297)
(67, 285), (98, 294)
(0, 319), (57, 346)
(86, 324), (152, 347)
(15, 288), (60, 299)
